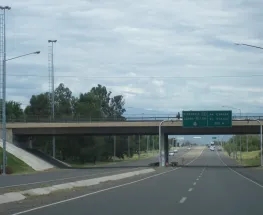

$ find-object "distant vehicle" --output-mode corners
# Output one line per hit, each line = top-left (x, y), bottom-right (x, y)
(173, 149), (178, 153)
(210, 146), (215, 151)
(169, 151), (175, 156)
(187, 147), (191, 150)
(217, 147), (222, 151)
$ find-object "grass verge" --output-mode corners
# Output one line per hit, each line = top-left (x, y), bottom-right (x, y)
(69, 151), (159, 168)
(0, 147), (35, 174)
(224, 150), (260, 166)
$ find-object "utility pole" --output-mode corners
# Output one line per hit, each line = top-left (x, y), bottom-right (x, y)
(138, 135), (141, 159)
(247, 135), (248, 152)
(113, 136), (116, 162)
(152, 136), (155, 156)
(146, 135), (149, 154)
(48, 39), (57, 158)
(127, 136), (130, 157)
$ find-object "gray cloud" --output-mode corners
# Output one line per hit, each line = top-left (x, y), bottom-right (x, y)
(2, 0), (263, 114)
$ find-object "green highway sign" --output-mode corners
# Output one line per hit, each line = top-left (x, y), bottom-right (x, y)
(212, 137), (217, 139)
(182, 110), (232, 128)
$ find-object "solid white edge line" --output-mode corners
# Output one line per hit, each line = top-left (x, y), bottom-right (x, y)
(179, 197), (187, 203)
(11, 148), (206, 215)
(216, 151), (263, 188)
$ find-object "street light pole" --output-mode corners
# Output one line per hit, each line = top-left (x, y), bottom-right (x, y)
(5, 51), (40, 61)
(249, 117), (263, 167)
(48, 40), (57, 158)
(235, 42), (263, 164)
(2, 50), (40, 175)
(235, 43), (263, 50)
(1, 6), (40, 175)
(0, 6), (11, 175)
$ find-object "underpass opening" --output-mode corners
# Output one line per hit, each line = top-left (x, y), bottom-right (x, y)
(21, 134), (161, 170)
(167, 134), (261, 169)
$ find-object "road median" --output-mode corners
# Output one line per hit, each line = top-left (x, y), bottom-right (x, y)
(0, 168), (155, 205)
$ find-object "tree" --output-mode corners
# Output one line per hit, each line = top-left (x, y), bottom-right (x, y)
(109, 95), (126, 119)
(6, 101), (23, 119)
(6, 82), (130, 164)
(75, 92), (101, 118)
(24, 93), (50, 116)
(224, 144), (232, 156)
(55, 83), (74, 116)
(89, 84), (112, 117)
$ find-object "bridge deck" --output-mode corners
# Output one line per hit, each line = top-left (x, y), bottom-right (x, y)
(2, 120), (261, 129)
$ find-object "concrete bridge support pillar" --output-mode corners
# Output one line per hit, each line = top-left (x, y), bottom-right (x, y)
(159, 132), (169, 167)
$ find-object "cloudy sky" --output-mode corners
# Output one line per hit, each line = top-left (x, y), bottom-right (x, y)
(2, 0), (263, 117)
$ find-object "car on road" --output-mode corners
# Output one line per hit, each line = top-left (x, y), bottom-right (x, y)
(187, 147), (191, 150)
(169, 151), (175, 156)
(173, 149), (178, 153)
(210, 146), (215, 151)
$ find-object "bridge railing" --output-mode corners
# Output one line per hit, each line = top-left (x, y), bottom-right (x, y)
(3, 115), (263, 123)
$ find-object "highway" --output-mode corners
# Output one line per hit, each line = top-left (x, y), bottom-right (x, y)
(0, 148), (189, 192)
(2, 147), (263, 215)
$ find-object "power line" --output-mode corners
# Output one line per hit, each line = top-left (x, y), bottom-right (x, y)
(5, 74), (263, 79)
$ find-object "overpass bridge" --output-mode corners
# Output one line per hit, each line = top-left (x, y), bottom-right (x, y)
(1, 116), (262, 167)
(1, 118), (262, 140)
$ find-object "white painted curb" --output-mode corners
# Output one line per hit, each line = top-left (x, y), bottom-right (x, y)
(0, 168), (155, 205)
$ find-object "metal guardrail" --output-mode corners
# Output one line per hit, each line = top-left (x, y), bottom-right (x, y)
(3, 115), (263, 123)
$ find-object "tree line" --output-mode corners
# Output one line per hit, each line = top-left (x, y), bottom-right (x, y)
(223, 135), (261, 157)
(3, 83), (159, 164)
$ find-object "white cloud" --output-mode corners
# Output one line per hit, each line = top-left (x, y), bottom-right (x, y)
(1, 0), (263, 115)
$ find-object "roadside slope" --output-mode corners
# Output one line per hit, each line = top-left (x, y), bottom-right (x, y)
(0, 140), (54, 171)
(0, 148), (34, 174)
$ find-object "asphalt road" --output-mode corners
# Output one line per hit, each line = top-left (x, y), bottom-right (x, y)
(0, 148), (189, 191)
(6, 147), (263, 215)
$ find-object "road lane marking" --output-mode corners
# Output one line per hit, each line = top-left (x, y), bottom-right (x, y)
(216, 151), (263, 188)
(188, 188), (193, 192)
(193, 182), (196, 186)
(10, 168), (180, 215)
(179, 197), (187, 203)
(196, 178), (199, 181)
(184, 147), (206, 165)
(11, 153), (203, 215)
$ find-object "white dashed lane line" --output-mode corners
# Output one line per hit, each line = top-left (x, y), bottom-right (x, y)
(188, 188), (193, 192)
(193, 182), (196, 186)
(179, 197), (187, 204)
